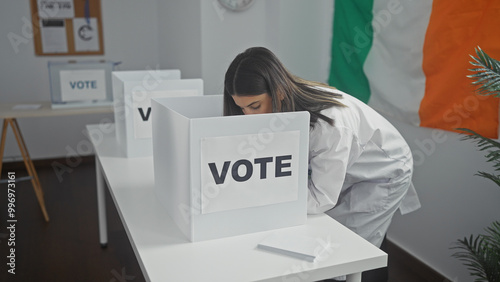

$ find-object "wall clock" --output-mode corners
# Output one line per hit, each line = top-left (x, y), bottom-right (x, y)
(218, 0), (255, 12)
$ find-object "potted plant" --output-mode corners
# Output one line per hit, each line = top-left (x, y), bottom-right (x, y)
(452, 47), (500, 282)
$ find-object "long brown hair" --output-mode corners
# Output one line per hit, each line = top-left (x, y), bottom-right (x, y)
(223, 47), (345, 127)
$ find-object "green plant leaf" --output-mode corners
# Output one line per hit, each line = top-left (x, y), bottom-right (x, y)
(468, 47), (500, 97)
(453, 48), (500, 282)
(451, 235), (491, 281)
(479, 222), (500, 282)
(451, 222), (500, 282)
(457, 128), (500, 173)
(475, 172), (500, 186)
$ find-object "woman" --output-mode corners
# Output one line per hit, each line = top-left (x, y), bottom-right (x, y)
(224, 47), (420, 280)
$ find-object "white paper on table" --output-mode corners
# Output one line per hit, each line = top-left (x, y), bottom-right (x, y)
(257, 233), (333, 262)
(37, 0), (75, 18)
(59, 69), (106, 102)
(200, 131), (300, 214)
(12, 104), (42, 110)
(73, 18), (100, 52)
(40, 19), (68, 53)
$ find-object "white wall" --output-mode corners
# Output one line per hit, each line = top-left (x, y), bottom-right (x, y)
(276, 1), (334, 84)
(0, 0), (160, 162)
(157, 0), (202, 80)
(158, 0), (333, 95)
(387, 118), (500, 281)
(199, 0), (278, 95)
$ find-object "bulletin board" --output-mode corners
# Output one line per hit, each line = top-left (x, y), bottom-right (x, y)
(30, 0), (104, 56)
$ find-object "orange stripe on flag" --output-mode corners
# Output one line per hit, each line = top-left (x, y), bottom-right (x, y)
(421, 0), (500, 138)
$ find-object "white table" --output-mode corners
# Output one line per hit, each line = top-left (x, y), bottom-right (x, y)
(0, 101), (113, 119)
(88, 123), (387, 282)
(0, 101), (113, 222)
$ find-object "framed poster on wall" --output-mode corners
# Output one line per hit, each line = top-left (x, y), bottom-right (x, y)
(30, 0), (104, 56)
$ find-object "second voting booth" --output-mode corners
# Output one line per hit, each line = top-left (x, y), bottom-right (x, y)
(151, 95), (310, 241)
(112, 70), (203, 157)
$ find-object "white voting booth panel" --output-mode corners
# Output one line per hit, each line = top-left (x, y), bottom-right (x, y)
(151, 95), (310, 242)
(112, 70), (203, 157)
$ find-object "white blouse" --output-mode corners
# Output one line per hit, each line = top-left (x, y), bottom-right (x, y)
(307, 89), (421, 216)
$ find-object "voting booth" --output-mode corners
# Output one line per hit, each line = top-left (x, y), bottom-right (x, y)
(112, 70), (203, 157)
(151, 95), (310, 241)
(48, 61), (115, 108)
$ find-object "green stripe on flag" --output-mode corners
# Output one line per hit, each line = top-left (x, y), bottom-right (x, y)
(329, 0), (374, 103)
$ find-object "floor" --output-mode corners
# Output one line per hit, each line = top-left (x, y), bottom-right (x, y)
(0, 158), (446, 282)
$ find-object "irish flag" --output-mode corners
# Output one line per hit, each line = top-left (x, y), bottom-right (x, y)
(329, 0), (500, 138)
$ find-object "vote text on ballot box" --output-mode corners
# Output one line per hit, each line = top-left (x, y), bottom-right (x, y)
(112, 69), (203, 157)
(49, 61), (116, 108)
(151, 95), (310, 241)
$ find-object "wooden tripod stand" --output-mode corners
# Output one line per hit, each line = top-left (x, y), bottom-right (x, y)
(0, 118), (49, 222)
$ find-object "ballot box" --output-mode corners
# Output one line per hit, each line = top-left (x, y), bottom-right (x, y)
(151, 95), (310, 241)
(112, 69), (203, 157)
(49, 61), (116, 108)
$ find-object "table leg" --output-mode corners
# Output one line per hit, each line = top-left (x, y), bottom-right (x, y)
(95, 157), (108, 248)
(0, 119), (8, 175)
(346, 272), (362, 282)
(9, 118), (49, 222)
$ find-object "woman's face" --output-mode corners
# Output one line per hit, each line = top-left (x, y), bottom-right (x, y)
(232, 93), (273, 115)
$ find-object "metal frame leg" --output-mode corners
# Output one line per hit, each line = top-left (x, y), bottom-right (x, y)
(346, 272), (362, 282)
(95, 157), (108, 247)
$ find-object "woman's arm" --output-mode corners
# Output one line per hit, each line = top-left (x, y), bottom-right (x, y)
(307, 124), (359, 214)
